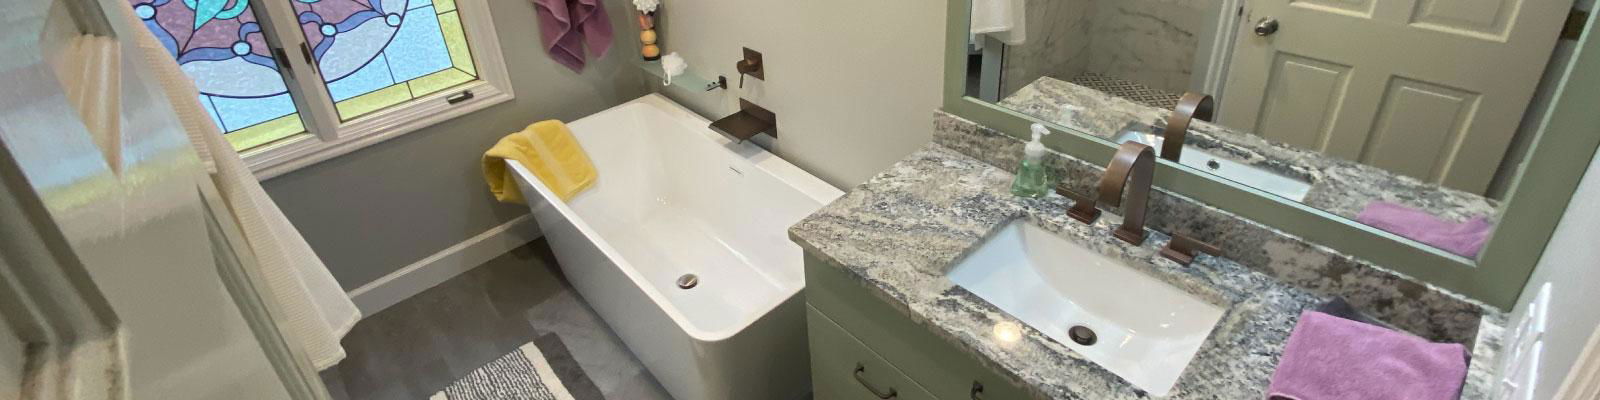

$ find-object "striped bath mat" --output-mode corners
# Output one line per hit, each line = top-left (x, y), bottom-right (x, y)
(430, 334), (599, 400)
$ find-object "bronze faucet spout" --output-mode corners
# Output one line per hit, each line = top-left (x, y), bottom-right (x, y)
(1161, 92), (1215, 162)
(1099, 142), (1156, 245)
(710, 98), (777, 143)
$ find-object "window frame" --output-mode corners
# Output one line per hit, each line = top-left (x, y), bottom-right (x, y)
(234, 0), (513, 179)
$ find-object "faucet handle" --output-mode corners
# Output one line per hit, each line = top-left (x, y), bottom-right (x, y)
(1160, 234), (1223, 266)
(1059, 188), (1101, 224)
(735, 47), (764, 88)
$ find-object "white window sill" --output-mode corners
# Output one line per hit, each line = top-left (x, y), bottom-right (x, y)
(241, 81), (512, 180)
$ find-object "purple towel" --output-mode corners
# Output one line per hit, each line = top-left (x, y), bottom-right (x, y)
(1356, 201), (1491, 258)
(532, 0), (613, 72)
(1267, 311), (1468, 400)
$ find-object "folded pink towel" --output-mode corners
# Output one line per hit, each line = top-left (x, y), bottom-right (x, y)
(1356, 201), (1491, 258)
(1267, 311), (1468, 400)
(532, 0), (613, 72)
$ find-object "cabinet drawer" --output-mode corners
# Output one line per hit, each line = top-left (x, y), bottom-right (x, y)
(806, 254), (1041, 400)
(809, 305), (939, 400)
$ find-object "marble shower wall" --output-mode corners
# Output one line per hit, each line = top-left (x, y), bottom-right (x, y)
(997, 0), (1215, 97)
(999, 0), (1094, 96)
(1081, 0), (1212, 94)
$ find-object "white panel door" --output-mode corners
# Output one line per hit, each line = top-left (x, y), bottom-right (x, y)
(0, 0), (322, 398)
(1220, 0), (1572, 193)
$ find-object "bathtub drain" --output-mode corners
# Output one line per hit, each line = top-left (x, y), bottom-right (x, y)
(676, 274), (699, 289)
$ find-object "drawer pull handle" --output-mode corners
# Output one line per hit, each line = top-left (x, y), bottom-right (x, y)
(971, 381), (985, 399)
(853, 363), (898, 399)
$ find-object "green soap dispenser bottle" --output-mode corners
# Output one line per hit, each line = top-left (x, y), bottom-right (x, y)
(1011, 123), (1054, 198)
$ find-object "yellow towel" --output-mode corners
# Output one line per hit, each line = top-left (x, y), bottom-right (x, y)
(482, 120), (596, 203)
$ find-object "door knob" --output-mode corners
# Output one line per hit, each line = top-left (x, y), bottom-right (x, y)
(1255, 17), (1280, 36)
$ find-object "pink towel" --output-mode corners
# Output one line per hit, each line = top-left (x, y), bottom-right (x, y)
(532, 0), (613, 72)
(1356, 201), (1491, 258)
(1267, 311), (1468, 400)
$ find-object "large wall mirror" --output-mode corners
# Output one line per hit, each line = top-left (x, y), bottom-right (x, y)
(944, 0), (1600, 307)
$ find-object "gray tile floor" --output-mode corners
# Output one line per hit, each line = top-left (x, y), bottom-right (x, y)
(320, 239), (674, 400)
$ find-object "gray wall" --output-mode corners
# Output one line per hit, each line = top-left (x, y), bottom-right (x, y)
(648, 0), (947, 188)
(1504, 149), (1600, 398)
(263, 0), (648, 289)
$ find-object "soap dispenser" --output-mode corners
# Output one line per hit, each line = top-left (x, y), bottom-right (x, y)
(1011, 123), (1054, 198)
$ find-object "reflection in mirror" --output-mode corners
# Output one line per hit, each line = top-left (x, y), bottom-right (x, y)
(965, 0), (1583, 260)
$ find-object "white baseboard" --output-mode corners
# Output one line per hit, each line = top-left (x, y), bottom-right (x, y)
(348, 214), (541, 316)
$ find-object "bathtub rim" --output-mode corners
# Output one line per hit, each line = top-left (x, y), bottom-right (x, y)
(623, 94), (841, 203)
(507, 94), (842, 343)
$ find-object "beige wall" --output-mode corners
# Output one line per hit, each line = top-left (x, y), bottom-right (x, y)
(647, 0), (947, 188)
(263, 0), (649, 289)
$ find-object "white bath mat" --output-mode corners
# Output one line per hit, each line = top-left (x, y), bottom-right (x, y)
(430, 341), (576, 400)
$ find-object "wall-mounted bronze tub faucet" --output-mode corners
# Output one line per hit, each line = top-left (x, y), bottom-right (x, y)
(710, 98), (777, 143)
(735, 47), (764, 88)
(1097, 142), (1156, 245)
(1160, 92), (1215, 162)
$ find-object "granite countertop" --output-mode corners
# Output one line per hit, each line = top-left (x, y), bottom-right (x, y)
(999, 76), (1499, 223)
(789, 144), (1498, 399)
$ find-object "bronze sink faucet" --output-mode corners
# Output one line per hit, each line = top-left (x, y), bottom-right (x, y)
(1160, 92), (1215, 162)
(1066, 142), (1156, 245)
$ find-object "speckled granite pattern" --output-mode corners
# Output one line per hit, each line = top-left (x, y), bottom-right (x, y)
(935, 110), (1499, 346)
(1000, 76), (1500, 223)
(789, 144), (1502, 398)
(1464, 313), (1508, 399)
(792, 145), (1316, 398)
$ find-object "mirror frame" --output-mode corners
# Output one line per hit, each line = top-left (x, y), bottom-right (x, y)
(941, 0), (1600, 309)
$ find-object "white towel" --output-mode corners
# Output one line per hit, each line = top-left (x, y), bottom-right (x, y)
(116, 2), (360, 370)
(971, 0), (1028, 46)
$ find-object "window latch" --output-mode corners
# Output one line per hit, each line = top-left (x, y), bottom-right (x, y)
(271, 46), (294, 78)
(446, 90), (475, 105)
(298, 42), (321, 76)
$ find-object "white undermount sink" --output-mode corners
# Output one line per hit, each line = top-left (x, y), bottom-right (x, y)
(1112, 129), (1313, 202)
(947, 220), (1225, 396)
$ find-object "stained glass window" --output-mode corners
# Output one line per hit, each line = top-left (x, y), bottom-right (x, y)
(130, 0), (308, 151)
(124, 0), (497, 161)
(292, 0), (477, 120)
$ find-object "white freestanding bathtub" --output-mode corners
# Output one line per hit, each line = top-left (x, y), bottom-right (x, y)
(507, 94), (842, 400)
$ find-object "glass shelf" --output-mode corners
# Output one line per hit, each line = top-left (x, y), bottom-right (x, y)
(637, 60), (726, 92)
